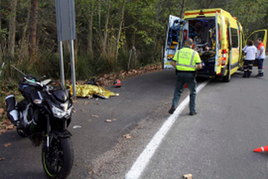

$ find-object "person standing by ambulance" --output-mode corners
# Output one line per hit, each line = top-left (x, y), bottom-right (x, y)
(243, 40), (257, 78)
(169, 38), (202, 115)
(256, 38), (266, 77)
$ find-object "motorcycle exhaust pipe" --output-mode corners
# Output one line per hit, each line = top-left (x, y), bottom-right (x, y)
(5, 95), (18, 125)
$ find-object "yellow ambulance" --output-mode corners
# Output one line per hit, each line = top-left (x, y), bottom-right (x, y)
(164, 8), (267, 82)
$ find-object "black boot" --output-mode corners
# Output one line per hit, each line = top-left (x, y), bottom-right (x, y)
(242, 71), (248, 78)
(247, 71), (251, 78)
(168, 106), (175, 114)
(256, 73), (263, 77)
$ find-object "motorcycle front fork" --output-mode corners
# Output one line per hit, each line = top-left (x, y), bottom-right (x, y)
(44, 115), (68, 151)
(46, 114), (50, 151)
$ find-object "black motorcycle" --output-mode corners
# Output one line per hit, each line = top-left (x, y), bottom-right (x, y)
(5, 73), (74, 179)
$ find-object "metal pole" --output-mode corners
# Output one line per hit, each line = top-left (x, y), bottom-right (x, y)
(70, 40), (76, 98)
(59, 41), (65, 87)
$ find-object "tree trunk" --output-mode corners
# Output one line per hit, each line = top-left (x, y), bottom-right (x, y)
(98, 0), (101, 33)
(132, 45), (136, 69)
(8, 0), (17, 58)
(19, 1), (31, 62)
(180, 0), (186, 19)
(115, 0), (125, 60)
(103, 0), (111, 54)
(153, 0), (161, 62)
(0, 0), (2, 31)
(87, 3), (93, 57)
(29, 0), (38, 62)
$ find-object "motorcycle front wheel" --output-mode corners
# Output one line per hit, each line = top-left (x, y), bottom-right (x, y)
(16, 128), (26, 137)
(42, 137), (74, 179)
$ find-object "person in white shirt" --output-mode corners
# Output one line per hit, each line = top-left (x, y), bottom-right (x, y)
(243, 40), (257, 78)
(256, 38), (266, 77)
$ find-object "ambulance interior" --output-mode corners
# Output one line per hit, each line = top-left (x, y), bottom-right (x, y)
(185, 18), (217, 76)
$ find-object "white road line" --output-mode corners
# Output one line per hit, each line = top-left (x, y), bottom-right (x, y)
(125, 80), (210, 179)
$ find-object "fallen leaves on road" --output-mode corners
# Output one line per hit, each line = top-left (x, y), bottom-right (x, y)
(3, 143), (11, 147)
(105, 118), (118, 123)
(123, 134), (131, 139)
(0, 119), (14, 135)
(0, 158), (5, 161)
(0, 108), (4, 116)
(183, 174), (193, 179)
(65, 62), (162, 88)
(5, 125), (14, 130)
(92, 115), (99, 118)
(1, 119), (10, 125)
(73, 125), (82, 129)
(95, 63), (162, 87)
(105, 119), (112, 123)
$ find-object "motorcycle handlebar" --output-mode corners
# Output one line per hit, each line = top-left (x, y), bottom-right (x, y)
(23, 74), (64, 91)
(23, 77), (43, 87)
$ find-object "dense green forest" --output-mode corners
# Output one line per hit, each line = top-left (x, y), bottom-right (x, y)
(0, 0), (268, 80)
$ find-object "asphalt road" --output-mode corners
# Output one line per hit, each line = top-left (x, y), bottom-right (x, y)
(130, 58), (268, 179)
(140, 67), (268, 179)
(1, 58), (268, 179)
(0, 68), (182, 179)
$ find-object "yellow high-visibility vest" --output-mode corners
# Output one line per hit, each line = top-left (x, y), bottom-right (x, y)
(173, 47), (201, 71)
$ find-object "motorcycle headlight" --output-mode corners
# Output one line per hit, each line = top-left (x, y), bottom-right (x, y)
(52, 105), (72, 119)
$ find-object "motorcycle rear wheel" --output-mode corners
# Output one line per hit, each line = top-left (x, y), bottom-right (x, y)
(42, 137), (74, 179)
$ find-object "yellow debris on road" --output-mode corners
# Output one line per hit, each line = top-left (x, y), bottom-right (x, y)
(69, 84), (119, 99)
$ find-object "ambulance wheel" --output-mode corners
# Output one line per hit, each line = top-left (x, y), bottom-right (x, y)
(222, 71), (231, 82)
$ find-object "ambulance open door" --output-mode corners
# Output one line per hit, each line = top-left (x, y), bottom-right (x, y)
(246, 29), (267, 50)
(215, 12), (221, 75)
(222, 18), (232, 82)
(246, 29), (267, 66)
(163, 15), (183, 69)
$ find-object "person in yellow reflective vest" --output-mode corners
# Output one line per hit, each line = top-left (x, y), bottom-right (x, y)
(169, 38), (202, 115)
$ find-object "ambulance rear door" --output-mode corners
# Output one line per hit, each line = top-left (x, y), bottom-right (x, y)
(227, 18), (232, 80)
(215, 12), (222, 75)
(221, 18), (233, 82)
(237, 22), (244, 68)
(228, 18), (240, 75)
(163, 15), (183, 69)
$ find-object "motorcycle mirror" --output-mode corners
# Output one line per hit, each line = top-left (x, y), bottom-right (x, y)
(38, 75), (47, 81)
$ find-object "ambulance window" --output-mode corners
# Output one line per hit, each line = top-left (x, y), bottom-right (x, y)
(218, 24), (221, 49)
(231, 28), (238, 48)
